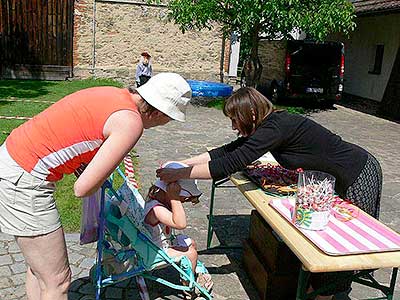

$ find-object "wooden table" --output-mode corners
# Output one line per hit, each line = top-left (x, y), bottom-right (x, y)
(207, 172), (400, 300)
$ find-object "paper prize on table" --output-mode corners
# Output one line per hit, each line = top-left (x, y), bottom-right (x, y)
(254, 152), (278, 165)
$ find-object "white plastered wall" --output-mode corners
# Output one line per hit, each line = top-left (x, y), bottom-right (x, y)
(342, 13), (400, 102)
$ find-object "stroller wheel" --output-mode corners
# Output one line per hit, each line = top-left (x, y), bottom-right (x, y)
(89, 265), (97, 284)
(80, 296), (97, 300)
(89, 264), (107, 284)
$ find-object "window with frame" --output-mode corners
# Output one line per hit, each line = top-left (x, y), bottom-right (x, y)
(369, 44), (384, 75)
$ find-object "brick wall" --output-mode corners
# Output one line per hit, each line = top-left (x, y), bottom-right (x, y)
(258, 40), (287, 85)
(73, 0), (91, 68)
(223, 37), (231, 73)
(73, 0), (225, 84)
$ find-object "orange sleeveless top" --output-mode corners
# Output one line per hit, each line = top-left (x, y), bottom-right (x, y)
(6, 87), (140, 181)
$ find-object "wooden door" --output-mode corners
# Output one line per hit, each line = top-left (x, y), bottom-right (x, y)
(0, 0), (74, 80)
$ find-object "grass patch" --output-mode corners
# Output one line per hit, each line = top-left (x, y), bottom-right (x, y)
(207, 97), (226, 110)
(207, 97), (305, 115)
(0, 78), (123, 143)
(0, 78), (123, 101)
(55, 174), (82, 232)
(0, 78), (130, 232)
(279, 105), (305, 115)
(55, 158), (137, 233)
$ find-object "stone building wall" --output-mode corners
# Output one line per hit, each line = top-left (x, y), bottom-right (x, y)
(73, 0), (224, 84)
(258, 40), (287, 85)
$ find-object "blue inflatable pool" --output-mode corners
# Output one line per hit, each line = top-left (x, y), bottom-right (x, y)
(187, 80), (233, 97)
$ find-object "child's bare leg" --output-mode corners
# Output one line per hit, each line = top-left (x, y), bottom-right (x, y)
(167, 242), (197, 300)
(167, 241), (198, 272)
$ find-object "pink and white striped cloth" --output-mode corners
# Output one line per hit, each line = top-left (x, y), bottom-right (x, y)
(124, 154), (139, 188)
(123, 154), (149, 300)
(270, 198), (400, 256)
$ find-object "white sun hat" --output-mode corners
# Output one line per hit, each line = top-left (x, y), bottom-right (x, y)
(154, 161), (202, 197)
(136, 73), (192, 122)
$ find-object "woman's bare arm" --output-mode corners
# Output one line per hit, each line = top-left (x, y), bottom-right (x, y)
(156, 162), (211, 183)
(181, 152), (211, 165)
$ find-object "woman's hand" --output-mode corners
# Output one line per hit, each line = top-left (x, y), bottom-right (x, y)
(157, 163), (212, 182)
(156, 167), (188, 183)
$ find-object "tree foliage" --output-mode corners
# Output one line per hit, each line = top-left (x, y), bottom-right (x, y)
(156, 0), (356, 85)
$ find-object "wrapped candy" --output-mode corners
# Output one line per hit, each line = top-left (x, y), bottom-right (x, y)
(245, 163), (302, 195)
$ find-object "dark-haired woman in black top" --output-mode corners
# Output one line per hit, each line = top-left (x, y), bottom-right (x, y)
(157, 87), (382, 300)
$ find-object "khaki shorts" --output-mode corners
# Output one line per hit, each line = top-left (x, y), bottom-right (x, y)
(0, 145), (60, 236)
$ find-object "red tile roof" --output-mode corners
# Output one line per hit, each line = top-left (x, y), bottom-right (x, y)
(352, 0), (400, 15)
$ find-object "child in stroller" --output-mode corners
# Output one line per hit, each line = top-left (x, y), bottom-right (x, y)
(144, 161), (213, 298)
(95, 161), (213, 299)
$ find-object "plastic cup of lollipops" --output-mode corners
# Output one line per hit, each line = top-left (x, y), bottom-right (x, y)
(293, 171), (336, 231)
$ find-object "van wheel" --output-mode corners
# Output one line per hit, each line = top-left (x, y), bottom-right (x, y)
(324, 99), (335, 108)
(270, 84), (279, 104)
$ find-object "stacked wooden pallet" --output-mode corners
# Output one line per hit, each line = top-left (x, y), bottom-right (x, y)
(243, 210), (301, 300)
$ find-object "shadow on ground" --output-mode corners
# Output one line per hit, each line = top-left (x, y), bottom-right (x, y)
(67, 214), (257, 300)
(339, 94), (399, 124)
(192, 95), (338, 117)
(69, 270), (188, 300)
(198, 214), (259, 300)
(193, 93), (399, 125)
(0, 79), (57, 100)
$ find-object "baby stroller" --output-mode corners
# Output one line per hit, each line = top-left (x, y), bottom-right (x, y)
(91, 162), (213, 300)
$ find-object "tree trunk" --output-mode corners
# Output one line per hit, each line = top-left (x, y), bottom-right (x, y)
(378, 46), (400, 121)
(243, 31), (263, 87)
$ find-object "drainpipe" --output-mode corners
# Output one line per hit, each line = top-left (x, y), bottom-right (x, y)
(219, 34), (225, 83)
(92, 0), (97, 77)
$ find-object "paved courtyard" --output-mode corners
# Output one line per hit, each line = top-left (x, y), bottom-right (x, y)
(0, 103), (399, 299)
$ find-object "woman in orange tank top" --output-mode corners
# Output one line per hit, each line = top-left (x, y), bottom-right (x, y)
(0, 73), (192, 300)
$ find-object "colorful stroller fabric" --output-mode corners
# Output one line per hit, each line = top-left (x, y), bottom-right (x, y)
(93, 167), (213, 300)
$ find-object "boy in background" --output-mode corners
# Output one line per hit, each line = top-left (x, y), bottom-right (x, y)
(135, 51), (153, 87)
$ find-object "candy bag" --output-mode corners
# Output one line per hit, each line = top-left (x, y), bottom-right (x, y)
(80, 189), (101, 245)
